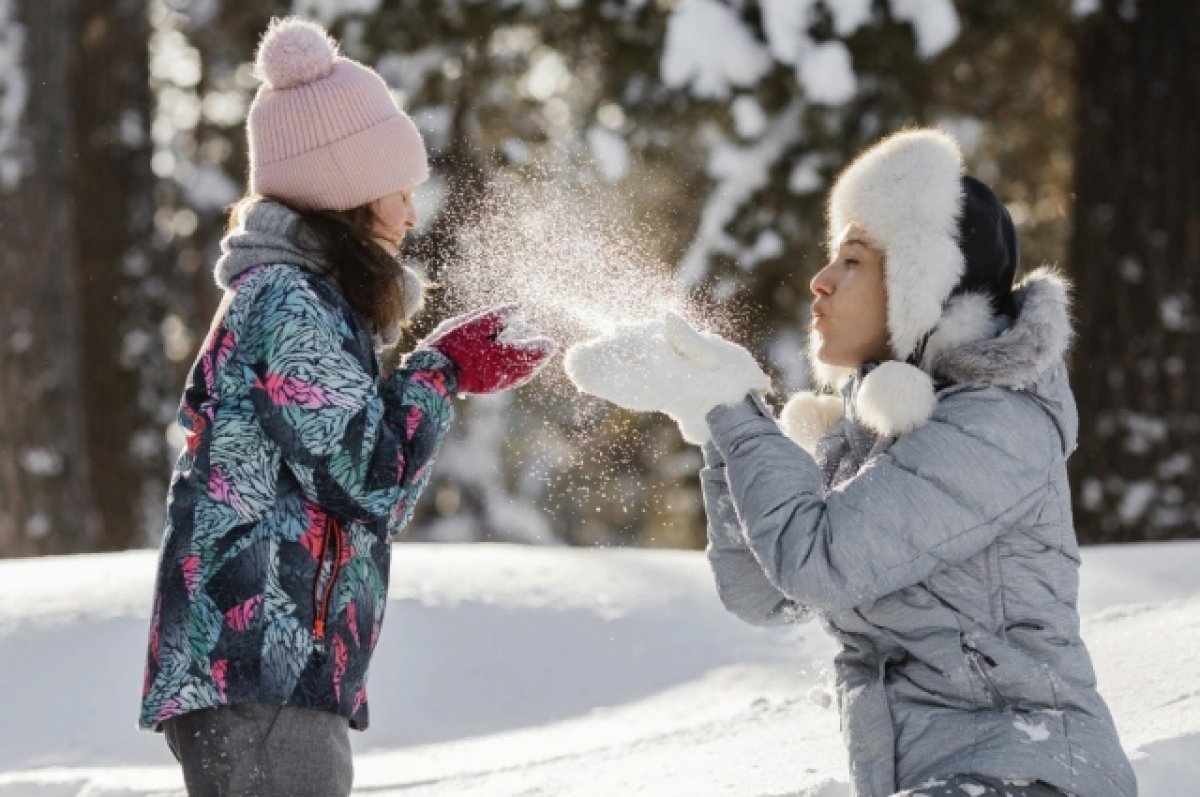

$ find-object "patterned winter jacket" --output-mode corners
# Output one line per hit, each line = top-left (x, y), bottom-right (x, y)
(140, 217), (456, 731)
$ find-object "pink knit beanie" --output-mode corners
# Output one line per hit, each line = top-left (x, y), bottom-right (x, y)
(247, 17), (429, 211)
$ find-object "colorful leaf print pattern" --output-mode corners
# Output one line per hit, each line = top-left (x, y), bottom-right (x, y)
(225, 594), (263, 631)
(140, 263), (456, 732)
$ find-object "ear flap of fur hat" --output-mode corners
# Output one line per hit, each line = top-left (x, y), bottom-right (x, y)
(779, 391), (844, 454)
(854, 361), (936, 437)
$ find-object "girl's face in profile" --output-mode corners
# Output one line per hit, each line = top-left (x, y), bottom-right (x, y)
(370, 187), (418, 254)
(808, 223), (891, 368)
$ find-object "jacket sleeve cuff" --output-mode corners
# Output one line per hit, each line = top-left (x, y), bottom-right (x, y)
(705, 393), (779, 458)
(396, 348), (460, 398)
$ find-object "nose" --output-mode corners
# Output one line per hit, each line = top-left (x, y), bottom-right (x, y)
(404, 204), (418, 230)
(810, 262), (835, 297)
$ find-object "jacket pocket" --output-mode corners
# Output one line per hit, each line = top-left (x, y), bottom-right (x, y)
(961, 634), (1011, 711)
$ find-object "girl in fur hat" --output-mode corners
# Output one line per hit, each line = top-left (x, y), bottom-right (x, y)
(567, 129), (1135, 797)
(138, 18), (553, 796)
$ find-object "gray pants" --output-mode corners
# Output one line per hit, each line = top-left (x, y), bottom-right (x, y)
(163, 703), (353, 797)
(892, 774), (1070, 796)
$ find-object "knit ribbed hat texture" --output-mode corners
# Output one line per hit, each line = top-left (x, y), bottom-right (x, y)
(247, 17), (429, 211)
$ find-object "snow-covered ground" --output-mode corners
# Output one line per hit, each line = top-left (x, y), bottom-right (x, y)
(1, 541), (1198, 796)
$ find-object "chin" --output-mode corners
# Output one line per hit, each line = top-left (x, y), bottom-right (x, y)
(807, 335), (858, 389)
(814, 343), (857, 369)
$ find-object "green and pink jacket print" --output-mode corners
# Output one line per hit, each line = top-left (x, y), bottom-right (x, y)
(140, 258), (456, 732)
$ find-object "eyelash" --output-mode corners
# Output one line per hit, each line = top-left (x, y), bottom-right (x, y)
(845, 258), (859, 266)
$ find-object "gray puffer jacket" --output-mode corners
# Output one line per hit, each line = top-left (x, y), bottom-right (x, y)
(702, 273), (1136, 797)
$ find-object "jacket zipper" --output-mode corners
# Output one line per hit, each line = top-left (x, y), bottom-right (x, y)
(313, 514), (343, 644)
(962, 641), (1011, 711)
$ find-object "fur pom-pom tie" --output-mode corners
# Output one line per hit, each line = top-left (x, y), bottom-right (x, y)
(254, 17), (338, 90)
(854, 361), (936, 437)
(779, 391), (844, 454)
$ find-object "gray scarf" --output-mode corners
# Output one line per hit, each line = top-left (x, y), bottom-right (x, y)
(213, 198), (425, 347)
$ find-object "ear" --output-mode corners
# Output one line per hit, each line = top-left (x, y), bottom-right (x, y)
(664, 312), (722, 367)
(854, 361), (936, 437)
(779, 391), (844, 454)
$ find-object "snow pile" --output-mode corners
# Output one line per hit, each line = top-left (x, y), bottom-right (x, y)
(2, 541), (1199, 795)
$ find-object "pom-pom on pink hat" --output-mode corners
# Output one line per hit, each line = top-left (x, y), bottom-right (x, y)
(247, 17), (428, 211)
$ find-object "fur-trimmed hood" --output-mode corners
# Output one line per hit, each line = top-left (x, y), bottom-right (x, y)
(781, 267), (1073, 451)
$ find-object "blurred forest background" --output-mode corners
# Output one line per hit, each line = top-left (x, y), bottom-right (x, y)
(0, 0), (1196, 557)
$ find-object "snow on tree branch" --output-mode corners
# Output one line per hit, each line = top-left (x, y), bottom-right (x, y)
(662, 0), (961, 286)
(661, 0), (772, 99)
(0, 0), (29, 190)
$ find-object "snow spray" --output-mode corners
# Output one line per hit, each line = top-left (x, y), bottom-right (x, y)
(441, 167), (708, 348)
(424, 164), (749, 542)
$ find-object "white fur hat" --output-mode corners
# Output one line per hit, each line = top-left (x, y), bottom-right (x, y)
(794, 128), (1019, 441)
(826, 127), (966, 362)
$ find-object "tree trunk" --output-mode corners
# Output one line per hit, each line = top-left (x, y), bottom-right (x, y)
(71, 0), (159, 551)
(0, 1), (93, 556)
(1070, 0), (1200, 543)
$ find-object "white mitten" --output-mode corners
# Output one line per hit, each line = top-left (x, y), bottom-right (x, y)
(564, 312), (771, 444)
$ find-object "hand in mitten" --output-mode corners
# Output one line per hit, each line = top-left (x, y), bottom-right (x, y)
(421, 304), (555, 395)
(564, 312), (770, 444)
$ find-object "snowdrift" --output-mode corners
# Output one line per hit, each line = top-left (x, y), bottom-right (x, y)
(1, 541), (1197, 796)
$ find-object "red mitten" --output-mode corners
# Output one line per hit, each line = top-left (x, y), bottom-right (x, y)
(421, 304), (555, 395)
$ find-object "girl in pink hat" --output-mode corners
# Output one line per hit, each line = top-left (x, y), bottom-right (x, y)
(138, 17), (553, 796)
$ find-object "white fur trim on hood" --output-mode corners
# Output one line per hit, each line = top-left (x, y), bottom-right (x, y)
(826, 128), (966, 361)
(932, 266), (1073, 387)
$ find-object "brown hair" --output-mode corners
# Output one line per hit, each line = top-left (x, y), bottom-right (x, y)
(228, 194), (410, 339)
